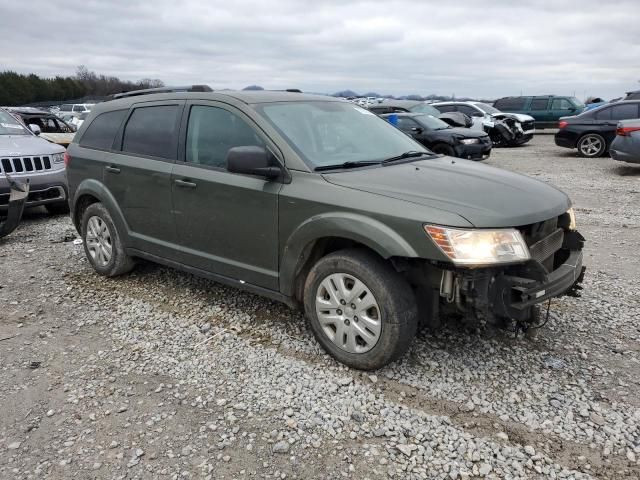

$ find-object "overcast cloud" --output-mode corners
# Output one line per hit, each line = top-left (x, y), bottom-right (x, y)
(1, 0), (639, 99)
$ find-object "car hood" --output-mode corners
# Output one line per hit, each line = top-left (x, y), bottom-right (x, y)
(491, 112), (534, 123)
(0, 134), (65, 156)
(323, 158), (570, 228)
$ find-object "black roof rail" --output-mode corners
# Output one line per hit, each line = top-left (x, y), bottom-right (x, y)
(111, 85), (213, 100)
(285, 88), (302, 93)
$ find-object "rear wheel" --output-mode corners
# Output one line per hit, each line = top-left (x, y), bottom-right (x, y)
(303, 249), (418, 370)
(81, 203), (134, 277)
(577, 133), (606, 158)
(431, 143), (456, 157)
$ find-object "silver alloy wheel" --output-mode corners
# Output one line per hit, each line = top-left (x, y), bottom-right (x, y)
(85, 215), (113, 267)
(315, 273), (382, 354)
(579, 135), (603, 157)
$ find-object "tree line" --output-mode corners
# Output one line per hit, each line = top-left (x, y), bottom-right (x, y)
(0, 66), (164, 106)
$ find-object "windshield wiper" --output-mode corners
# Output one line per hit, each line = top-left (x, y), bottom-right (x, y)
(315, 160), (381, 172)
(380, 151), (435, 165)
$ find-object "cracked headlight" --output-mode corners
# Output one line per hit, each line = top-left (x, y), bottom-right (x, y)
(424, 225), (530, 266)
(458, 138), (480, 145)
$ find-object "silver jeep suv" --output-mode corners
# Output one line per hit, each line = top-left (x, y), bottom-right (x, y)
(0, 108), (68, 214)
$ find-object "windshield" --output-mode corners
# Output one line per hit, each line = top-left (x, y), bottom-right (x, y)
(569, 97), (585, 109)
(256, 101), (428, 168)
(413, 114), (451, 130)
(0, 110), (29, 135)
(409, 103), (441, 116)
(473, 102), (500, 114)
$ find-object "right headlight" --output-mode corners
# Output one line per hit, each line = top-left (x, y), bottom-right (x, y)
(424, 225), (530, 266)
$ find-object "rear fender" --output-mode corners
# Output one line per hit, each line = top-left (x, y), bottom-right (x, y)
(279, 212), (419, 296)
(72, 179), (129, 243)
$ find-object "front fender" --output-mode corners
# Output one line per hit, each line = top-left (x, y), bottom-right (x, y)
(72, 179), (129, 244)
(279, 212), (419, 296)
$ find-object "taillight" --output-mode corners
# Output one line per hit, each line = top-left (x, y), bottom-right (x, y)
(63, 151), (71, 167)
(558, 121), (568, 129)
(616, 126), (640, 137)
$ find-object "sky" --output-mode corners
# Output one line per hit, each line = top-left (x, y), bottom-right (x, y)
(1, 0), (639, 100)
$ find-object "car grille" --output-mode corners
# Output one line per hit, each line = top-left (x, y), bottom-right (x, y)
(522, 120), (535, 132)
(0, 156), (53, 174)
(518, 216), (562, 271)
(529, 228), (564, 263)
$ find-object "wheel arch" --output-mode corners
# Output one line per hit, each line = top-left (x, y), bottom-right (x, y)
(72, 179), (129, 243)
(279, 212), (419, 300)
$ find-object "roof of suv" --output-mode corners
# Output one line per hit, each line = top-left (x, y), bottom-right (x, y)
(100, 90), (340, 112)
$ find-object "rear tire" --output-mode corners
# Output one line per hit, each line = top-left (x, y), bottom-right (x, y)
(577, 133), (606, 158)
(431, 143), (456, 157)
(303, 249), (418, 370)
(81, 202), (134, 277)
(45, 202), (70, 215)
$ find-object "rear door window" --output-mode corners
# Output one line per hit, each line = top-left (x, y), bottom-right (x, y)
(610, 103), (639, 120)
(530, 98), (549, 110)
(493, 98), (527, 110)
(80, 110), (128, 150)
(122, 105), (180, 159)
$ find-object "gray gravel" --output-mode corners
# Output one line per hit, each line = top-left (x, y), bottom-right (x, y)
(1, 134), (639, 479)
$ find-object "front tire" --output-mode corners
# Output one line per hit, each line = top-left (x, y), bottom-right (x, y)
(577, 133), (606, 158)
(303, 249), (418, 370)
(81, 203), (134, 277)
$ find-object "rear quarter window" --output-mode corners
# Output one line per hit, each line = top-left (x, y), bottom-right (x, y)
(610, 103), (640, 120)
(493, 97), (527, 110)
(79, 110), (128, 150)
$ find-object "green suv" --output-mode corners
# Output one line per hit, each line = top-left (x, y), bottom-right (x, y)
(493, 96), (585, 129)
(66, 86), (585, 370)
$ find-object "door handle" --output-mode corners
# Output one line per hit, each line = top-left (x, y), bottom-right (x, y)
(174, 179), (197, 189)
(105, 166), (120, 174)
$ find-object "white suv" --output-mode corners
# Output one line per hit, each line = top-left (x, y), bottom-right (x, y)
(57, 103), (95, 117)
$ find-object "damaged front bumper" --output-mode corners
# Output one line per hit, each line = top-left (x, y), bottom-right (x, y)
(0, 176), (29, 239)
(439, 229), (586, 325)
(489, 249), (585, 322)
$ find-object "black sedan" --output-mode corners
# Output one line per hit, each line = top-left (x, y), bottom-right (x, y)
(381, 112), (491, 160)
(554, 100), (640, 157)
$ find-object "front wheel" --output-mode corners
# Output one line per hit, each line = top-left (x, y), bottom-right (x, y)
(577, 133), (606, 158)
(303, 249), (418, 370)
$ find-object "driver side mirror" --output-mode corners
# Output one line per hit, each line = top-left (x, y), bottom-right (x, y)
(28, 124), (41, 136)
(226, 146), (281, 179)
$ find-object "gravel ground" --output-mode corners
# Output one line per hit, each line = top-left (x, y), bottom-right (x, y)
(1, 134), (639, 479)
